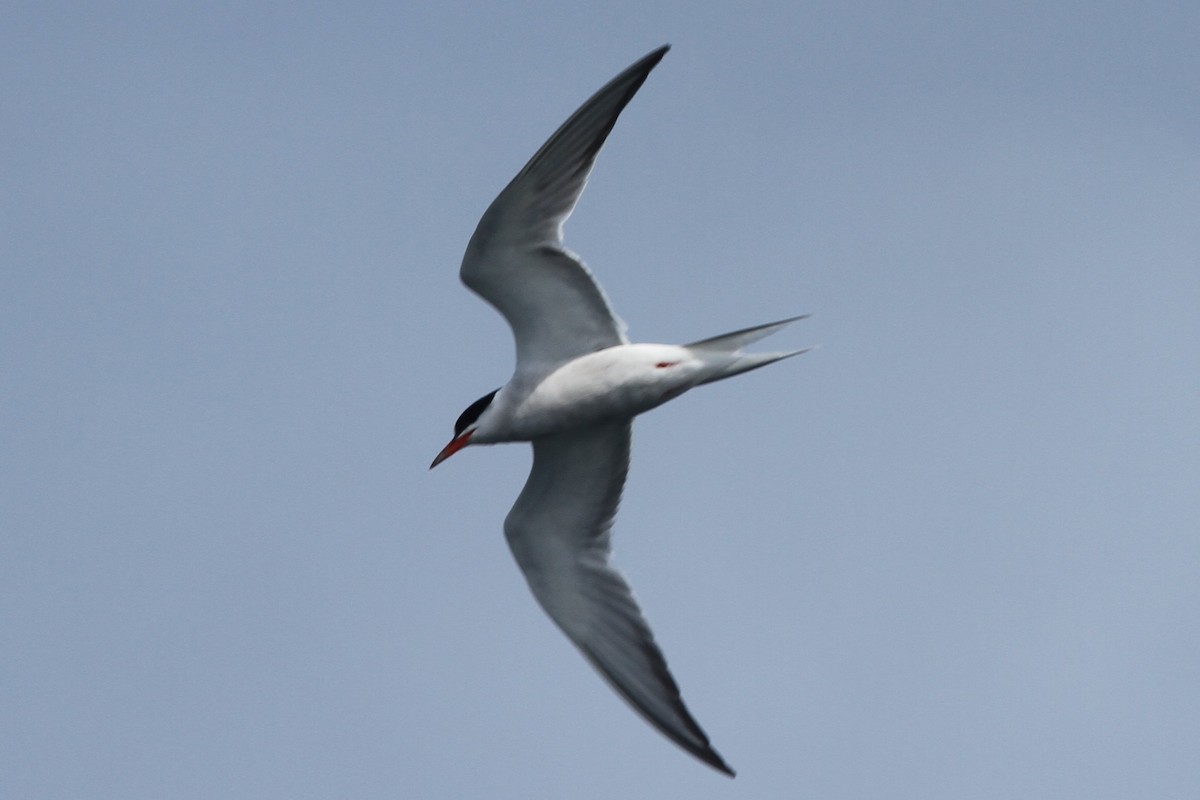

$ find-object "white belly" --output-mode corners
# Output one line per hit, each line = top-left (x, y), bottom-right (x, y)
(502, 344), (703, 439)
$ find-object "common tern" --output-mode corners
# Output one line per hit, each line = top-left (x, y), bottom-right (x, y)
(431, 44), (808, 776)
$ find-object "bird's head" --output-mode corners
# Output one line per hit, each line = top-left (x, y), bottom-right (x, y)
(430, 388), (499, 469)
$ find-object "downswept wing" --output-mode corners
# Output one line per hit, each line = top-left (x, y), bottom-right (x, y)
(460, 45), (670, 370)
(503, 421), (734, 775)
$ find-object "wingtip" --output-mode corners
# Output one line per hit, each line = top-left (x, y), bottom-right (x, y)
(655, 718), (736, 777)
(640, 44), (671, 69)
(706, 749), (737, 778)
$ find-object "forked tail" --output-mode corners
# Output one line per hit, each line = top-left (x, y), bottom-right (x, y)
(685, 315), (812, 386)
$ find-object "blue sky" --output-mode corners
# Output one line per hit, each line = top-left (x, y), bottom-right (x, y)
(3, 3), (1198, 798)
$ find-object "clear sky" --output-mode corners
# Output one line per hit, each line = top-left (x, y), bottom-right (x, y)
(3, 2), (1198, 798)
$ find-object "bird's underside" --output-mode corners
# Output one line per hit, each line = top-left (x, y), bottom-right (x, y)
(432, 43), (809, 777)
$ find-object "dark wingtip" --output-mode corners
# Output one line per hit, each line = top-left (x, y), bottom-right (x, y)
(695, 739), (736, 777)
(695, 741), (736, 777)
(626, 44), (670, 78)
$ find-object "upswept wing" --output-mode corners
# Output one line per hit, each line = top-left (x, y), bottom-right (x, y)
(460, 46), (670, 370)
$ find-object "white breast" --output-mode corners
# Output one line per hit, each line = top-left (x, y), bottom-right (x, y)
(492, 344), (702, 440)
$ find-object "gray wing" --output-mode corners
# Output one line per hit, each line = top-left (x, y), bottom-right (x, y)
(460, 46), (669, 371)
(503, 421), (734, 775)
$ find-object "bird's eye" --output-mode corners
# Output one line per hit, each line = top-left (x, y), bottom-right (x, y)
(454, 388), (499, 436)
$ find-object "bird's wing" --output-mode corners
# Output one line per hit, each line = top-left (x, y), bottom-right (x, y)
(460, 45), (670, 371)
(503, 421), (734, 775)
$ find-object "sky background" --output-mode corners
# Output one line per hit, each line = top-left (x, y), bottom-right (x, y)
(3, 2), (1198, 798)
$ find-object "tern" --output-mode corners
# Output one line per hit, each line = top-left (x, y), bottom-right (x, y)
(431, 45), (809, 776)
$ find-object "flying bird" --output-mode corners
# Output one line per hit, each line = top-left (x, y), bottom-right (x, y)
(431, 44), (809, 776)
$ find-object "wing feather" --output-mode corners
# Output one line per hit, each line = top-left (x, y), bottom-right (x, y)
(460, 46), (670, 369)
(503, 422), (734, 776)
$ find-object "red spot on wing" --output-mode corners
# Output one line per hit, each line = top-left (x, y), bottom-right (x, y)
(655, 361), (679, 369)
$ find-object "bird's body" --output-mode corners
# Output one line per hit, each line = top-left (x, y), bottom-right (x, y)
(470, 330), (804, 443)
(431, 45), (808, 777)
(473, 344), (694, 442)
